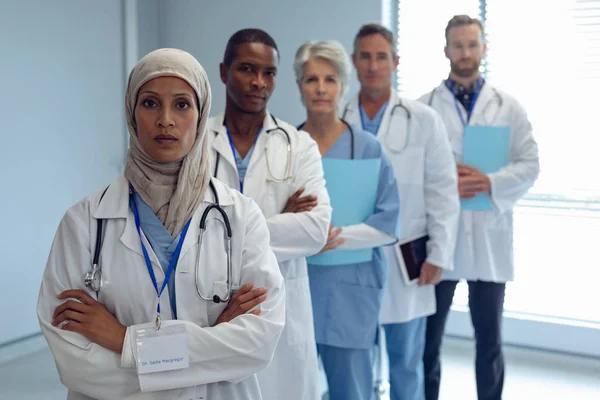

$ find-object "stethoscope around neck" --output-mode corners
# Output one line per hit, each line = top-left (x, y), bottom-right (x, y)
(195, 182), (233, 303)
(341, 99), (412, 153)
(85, 180), (234, 304)
(213, 113), (293, 184)
(297, 119), (356, 159)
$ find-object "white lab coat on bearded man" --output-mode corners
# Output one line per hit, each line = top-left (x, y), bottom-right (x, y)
(419, 81), (539, 282)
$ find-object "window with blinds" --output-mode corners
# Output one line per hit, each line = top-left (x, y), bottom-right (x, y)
(394, 0), (600, 326)
(484, 0), (600, 200)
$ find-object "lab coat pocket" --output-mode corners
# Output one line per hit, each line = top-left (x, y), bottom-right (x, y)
(328, 282), (381, 349)
(283, 277), (315, 346)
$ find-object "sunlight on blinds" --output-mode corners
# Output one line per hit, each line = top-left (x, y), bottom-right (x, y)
(485, 0), (600, 198)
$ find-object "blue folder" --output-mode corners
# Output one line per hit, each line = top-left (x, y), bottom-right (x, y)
(461, 126), (510, 210)
(307, 158), (380, 266)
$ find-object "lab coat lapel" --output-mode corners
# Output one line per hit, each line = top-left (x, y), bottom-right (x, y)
(90, 175), (148, 262)
(241, 113), (273, 199)
(376, 91), (397, 138)
(101, 182), (163, 271)
(342, 95), (361, 126)
(470, 83), (497, 125)
(378, 92), (411, 152)
(210, 113), (238, 182)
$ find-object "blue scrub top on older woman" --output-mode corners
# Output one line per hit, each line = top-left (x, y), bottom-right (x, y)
(308, 124), (400, 350)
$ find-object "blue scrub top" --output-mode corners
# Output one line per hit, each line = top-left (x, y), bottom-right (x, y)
(130, 193), (181, 319)
(226, 127), (261, 192)
(307, 126), (400, 349)
(360, 100), (388, 136)
(231, 142), (257, 190)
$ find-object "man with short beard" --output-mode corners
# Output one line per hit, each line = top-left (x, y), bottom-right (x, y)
(419, 15), (539, 400)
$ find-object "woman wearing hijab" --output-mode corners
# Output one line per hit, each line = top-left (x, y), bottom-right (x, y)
(37, 48), (285, 400)
(294, 41), (400, 400)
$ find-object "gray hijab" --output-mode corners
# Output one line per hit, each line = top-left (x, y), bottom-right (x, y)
(124, 48), (211, 236)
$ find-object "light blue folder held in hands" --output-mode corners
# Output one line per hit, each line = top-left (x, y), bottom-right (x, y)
(307, 158), (380, 266)
(461, 125), (510, 210)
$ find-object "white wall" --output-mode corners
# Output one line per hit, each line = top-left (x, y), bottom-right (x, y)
(0, 0), (127, 345)
(150, 0), (384, 125)
(137, 0), (161, 61)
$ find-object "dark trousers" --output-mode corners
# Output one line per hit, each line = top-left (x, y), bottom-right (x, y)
(423, 280), (506, 400)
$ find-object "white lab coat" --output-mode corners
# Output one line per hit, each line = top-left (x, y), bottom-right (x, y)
(344, 92), (460, 323)
(207, 113), (331, 400)
(37, 175), (286, 400)
(419, 81), (540, 282)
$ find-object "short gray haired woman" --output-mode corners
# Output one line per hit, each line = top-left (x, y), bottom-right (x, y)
(294, 40), (400, 400)
(294, 40), (351, 105)
(37, 48), (285, 400)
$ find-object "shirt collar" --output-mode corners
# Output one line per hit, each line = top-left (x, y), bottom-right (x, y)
(445, 76), (485, 96)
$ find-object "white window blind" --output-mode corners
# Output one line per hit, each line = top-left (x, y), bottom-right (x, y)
(485, 0), (600, 200)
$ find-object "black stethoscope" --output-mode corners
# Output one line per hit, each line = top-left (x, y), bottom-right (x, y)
(213, 113), (294, 184)
(297, 119), (356, 159)
(85, 181), (233, 304)
(342, 99), (412, 153)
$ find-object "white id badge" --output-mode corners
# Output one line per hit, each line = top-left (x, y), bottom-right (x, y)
(135, 323), (189, 375)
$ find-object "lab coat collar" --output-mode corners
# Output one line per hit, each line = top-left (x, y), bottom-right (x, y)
(262, 110), (279, 132)
(211, 111), (278, 133)
(342, 95), (360, 123)
(344, 90), (399, 132)
(435, 79), (496, 106)
(471, 82), (496, 117)
(92, 175), (234, 221)
(203, 177), (235, 206)
(376, 90), (399, 139)
(434, 80), (456, 104)
(433, 79), (498, 127)
(92, 175), (233, 262)
(209, 113), (237, 177)
(92, 175), (131, 220)
(209, 111), (277, 172)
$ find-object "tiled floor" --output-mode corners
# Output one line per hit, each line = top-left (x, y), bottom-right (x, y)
(0, 345), (66, 400)
(435, 338), (600, 400)
(0, 337), (598, 400)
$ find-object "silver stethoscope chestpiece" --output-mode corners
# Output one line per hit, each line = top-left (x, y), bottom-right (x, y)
(85, 264), (101, 292)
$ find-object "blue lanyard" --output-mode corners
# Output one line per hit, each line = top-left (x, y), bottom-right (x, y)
(130, 184), (191, 323)
(359, 100), (388, 135)
(449, 77), (483, 127)
(225, 124), (262, 193)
